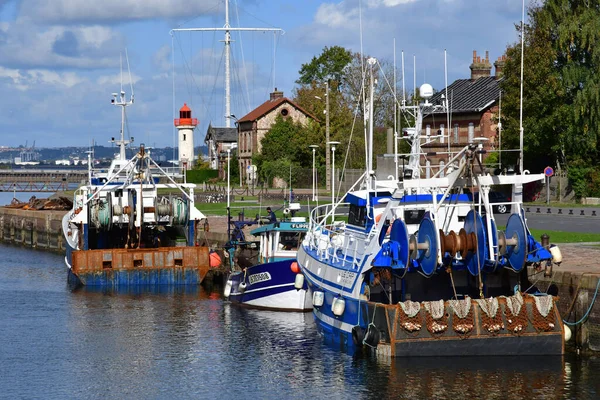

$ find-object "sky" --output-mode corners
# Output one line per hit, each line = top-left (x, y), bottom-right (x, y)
(0, 0), (526, 149)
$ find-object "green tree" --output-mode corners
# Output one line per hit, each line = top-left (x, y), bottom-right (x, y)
(253, 115), (320, 186)
(296, 46), (353, 87)
(501, 1), (600, 196)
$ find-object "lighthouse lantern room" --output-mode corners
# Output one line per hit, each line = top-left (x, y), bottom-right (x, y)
(174, 103), (198, 170)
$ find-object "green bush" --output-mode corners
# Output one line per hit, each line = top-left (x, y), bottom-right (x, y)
(186, 169), (218, 183)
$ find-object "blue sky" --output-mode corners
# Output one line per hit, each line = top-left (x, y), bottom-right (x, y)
(0, 0), (525, 149)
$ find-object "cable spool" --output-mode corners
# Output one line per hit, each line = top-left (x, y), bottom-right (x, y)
(463, 210), (488, 276)
(415, 215), (440, 276)
(171, 197), (189, 226)
(90, 196), (112, 230)
(500, 213), (528, 272)
(389, 219), (410, 269)
(154, 198), (172, 222)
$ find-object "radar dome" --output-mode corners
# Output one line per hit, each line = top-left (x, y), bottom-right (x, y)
(420, 83), (433, 99)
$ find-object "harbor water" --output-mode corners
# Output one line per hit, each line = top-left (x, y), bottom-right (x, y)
(1, 244), (600, 399)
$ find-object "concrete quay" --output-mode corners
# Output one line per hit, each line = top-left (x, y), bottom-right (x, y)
(528, 243), (600, 352)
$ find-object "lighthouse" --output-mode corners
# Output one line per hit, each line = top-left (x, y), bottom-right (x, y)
(174, 103), (198, 170)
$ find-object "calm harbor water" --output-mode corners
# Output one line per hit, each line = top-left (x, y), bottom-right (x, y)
(0, 243), (599, 399)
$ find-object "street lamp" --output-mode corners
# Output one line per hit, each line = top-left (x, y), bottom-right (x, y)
(315, 82), (330, 191)
(309, 145), (319, 201)
(328, 141), (340, 208)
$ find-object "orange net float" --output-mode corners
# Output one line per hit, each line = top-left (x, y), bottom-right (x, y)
(209, 251), (222, 268)
(290, 261), (300, 274)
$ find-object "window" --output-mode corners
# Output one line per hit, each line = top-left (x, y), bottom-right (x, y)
(468, 123), (474, 143)
(281, 108), (289, 117)
(348, 205), (367, 227)
(183, 134), (186, 141)
(453, 124), (459, 143)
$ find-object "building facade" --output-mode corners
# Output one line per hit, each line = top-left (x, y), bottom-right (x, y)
(420, 50), (506, 177)
(204, 124), (238, 179)
(237, 89), (317, 184)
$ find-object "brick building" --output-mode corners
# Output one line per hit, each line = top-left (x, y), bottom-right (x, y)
(237, 89), (317, 184)
(421, 50), (506, 175)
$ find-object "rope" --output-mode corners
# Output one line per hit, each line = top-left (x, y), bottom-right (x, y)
(563, 278), (600, 327)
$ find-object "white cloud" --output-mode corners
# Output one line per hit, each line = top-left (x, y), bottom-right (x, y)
(0, 66), (87, 90)
(0, 20), (122, 69)
(20, 0), (221, 24)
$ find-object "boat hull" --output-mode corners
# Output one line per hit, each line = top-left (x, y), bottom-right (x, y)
(67, 246), (211, 287)
(228, 259), (312, 311)
(305, 276), (564, 356)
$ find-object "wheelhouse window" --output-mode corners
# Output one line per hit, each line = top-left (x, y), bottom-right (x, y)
(279, 231), (304, 251)
(348, 204), (367, 227)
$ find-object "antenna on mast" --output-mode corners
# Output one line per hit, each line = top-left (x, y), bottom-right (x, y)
(126, 48), (134, 103)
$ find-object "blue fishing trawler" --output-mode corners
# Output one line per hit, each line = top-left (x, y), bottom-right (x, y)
(225, 206), (312, 311)
(295, 59), (565, 357)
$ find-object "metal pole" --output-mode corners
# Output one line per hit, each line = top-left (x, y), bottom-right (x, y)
(519, 0), (525, 173)
(224, 0), (231, 128)
(309, 145), (318, 201)
(227, 148), (231, 239)
(312, 147), (316, 201)
(325, 82), (330, 191)
(331, 144), (336, 207)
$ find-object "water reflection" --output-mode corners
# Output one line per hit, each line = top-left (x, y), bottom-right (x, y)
(2, 245), (600, 399)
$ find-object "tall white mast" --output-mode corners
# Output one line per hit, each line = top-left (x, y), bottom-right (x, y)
(171, 0), (283, 127)
(225, 0), (231, 128)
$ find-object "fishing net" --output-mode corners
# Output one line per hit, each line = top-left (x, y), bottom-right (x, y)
(476, 297), (504, 335)
(424, 300), (448, 336)
(503, 292), (528, 336)
(530, 294), (556, 332)
(398, 300), (422, 335)
(449, 297), (474, 338)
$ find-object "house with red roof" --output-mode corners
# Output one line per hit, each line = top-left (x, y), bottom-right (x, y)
(237, 88), (318, 184)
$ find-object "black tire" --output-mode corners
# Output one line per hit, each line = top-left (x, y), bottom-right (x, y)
(352, 325), (365, 347)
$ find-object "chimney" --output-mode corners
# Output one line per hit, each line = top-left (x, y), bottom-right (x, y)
(469, 50), (492, 80)
(494, 55), (507, 79)
(270, 87), (284, 101)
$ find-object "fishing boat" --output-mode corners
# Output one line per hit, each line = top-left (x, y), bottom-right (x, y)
(295, 58), (565, 357)
(62, 87), (215, 287)
(224, 204), (312, 311)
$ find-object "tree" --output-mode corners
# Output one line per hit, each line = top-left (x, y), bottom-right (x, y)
(500, 1), (600, 196)
(296, 46), (353, 87)
(253, 115), (320, 186)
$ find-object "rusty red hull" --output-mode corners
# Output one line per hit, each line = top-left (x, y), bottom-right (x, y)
(68, 246), (211, 287)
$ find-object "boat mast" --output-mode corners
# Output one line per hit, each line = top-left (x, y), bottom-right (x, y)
(225, 0), (231, 128)
(367, 57), (377, 191)
(111, 53), (134, 161)
(170, 1), (283, 127)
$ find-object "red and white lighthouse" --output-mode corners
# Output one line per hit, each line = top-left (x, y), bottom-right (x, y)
(174, 103), (198, 170)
